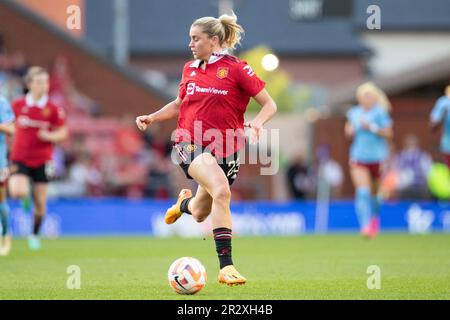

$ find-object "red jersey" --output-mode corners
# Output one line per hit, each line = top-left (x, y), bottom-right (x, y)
(11, 94), (66, 167)
(176, 53), (265, 158)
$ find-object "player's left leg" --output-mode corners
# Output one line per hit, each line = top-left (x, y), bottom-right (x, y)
(350, 163), (372, 235)
(369, 178), (382, 238)
(29, 182), (48, 250)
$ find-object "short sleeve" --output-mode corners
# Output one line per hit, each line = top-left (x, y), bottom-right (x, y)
(0, 98), (14, 124)
(52, 105), (66, 127)
(346, 108), (354, 121)
(236, 61), (265, 97)
(377, 108), (392, 129)
(11, 99), (20, 117)
(346, 107), (359, 129)
(430, 97), (449, 123)
(178, 63), (189, 100)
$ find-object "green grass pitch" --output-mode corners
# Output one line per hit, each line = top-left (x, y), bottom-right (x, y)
(1, 234), (449, 299)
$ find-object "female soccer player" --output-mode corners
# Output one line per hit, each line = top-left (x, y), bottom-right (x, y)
(9, 66), (67, 250)
(0, 96), (14, 256)
(345, 82), (393, 239)
(430, 85), (450, 168)
(136, 12), (277, 285)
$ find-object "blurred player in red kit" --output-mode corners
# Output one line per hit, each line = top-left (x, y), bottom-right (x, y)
(9, 66), (68, 250)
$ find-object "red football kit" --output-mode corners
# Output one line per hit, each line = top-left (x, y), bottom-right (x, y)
(175, 52), (265, 158)
(11, 94), (66, 167)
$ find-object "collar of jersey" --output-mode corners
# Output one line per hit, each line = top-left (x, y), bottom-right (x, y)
(190, 49), (229, 68)
(25, 93), (48, 108)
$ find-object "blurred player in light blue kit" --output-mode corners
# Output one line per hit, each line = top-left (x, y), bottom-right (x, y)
(345, 82), (393, 238)
(0, 96), (15, 256)
(430, 85), (450, 168)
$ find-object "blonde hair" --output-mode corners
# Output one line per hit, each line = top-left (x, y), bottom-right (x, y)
(445, 85), (450, 96)
(192, 12), (244, 50)
(25, 66), (48, 84)
(356, 82), (391, 112)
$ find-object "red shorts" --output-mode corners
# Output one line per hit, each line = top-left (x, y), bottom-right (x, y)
(444, 154), (450, 168)
(351, 161), (381, 179)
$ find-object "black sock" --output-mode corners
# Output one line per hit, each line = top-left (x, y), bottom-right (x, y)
(180, 197), (193, 215)
(33, 215), (43, 235)
(213, 227), (233, 269)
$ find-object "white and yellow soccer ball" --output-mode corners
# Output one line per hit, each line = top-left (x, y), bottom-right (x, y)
(168, 257), (207, 295)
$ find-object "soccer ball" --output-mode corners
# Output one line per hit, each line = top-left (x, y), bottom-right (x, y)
(168, 257), (207, 295)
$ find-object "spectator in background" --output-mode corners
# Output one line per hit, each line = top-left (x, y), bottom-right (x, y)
(395, 134), (432, 199)
(9, 52), (29, 78)
(49, 152), (101, 198)
(316, 145), (344, 199)
(0, 51), (27, 101)
(146, 152), (173, 198)
(286, 152), (313, 200)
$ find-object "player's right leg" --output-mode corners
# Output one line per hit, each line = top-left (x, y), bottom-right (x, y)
(350, 163), (373, 237)
(164, 185), (213, 224)
(8, 173), (30, 200)
(0, 178), (11, 256)
(28, 183), (48, 250)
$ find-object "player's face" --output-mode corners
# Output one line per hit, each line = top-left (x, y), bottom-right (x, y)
(28, 73), (49, 97)
(357, 91), (377, 109)
(189, 25), (216, 61)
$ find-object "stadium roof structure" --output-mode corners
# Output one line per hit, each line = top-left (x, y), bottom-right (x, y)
(85, 0), (369, 56)
(354, 0), (450, 31)
(327, 53), (450, 112)
(85, 0), (450, 57)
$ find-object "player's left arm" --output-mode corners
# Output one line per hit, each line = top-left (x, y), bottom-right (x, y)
(244, 89), (277, 144)
(38, 125), (68, 143)
(361, 109), (393, 140)
(38, 105), (68, 143)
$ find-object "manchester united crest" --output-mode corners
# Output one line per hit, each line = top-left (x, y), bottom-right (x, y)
(216, 67), (229, 79)
(185, 144), (197, 153)
(42, 107), (51, 118)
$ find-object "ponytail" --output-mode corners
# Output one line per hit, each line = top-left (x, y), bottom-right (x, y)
(192, 12), (244, 50)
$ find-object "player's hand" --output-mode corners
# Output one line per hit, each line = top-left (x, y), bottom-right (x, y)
(136, 114), (154, 131)
(37, 129), (52, 142)
(360, 120), (370, 130)
(244, 120), (263, 145)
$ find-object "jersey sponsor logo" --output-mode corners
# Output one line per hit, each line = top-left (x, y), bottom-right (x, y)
(17, 115), (51, 129)
(216, 67), (229, 79)
(187, 82), (196, 95)
(186, 82), (229, 96)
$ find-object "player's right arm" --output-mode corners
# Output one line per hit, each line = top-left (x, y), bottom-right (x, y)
(0, 97), (15, 135)
(344, 121), (354, 139)
(344, 108), (355, 139)
(135, 97), (182, 131)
